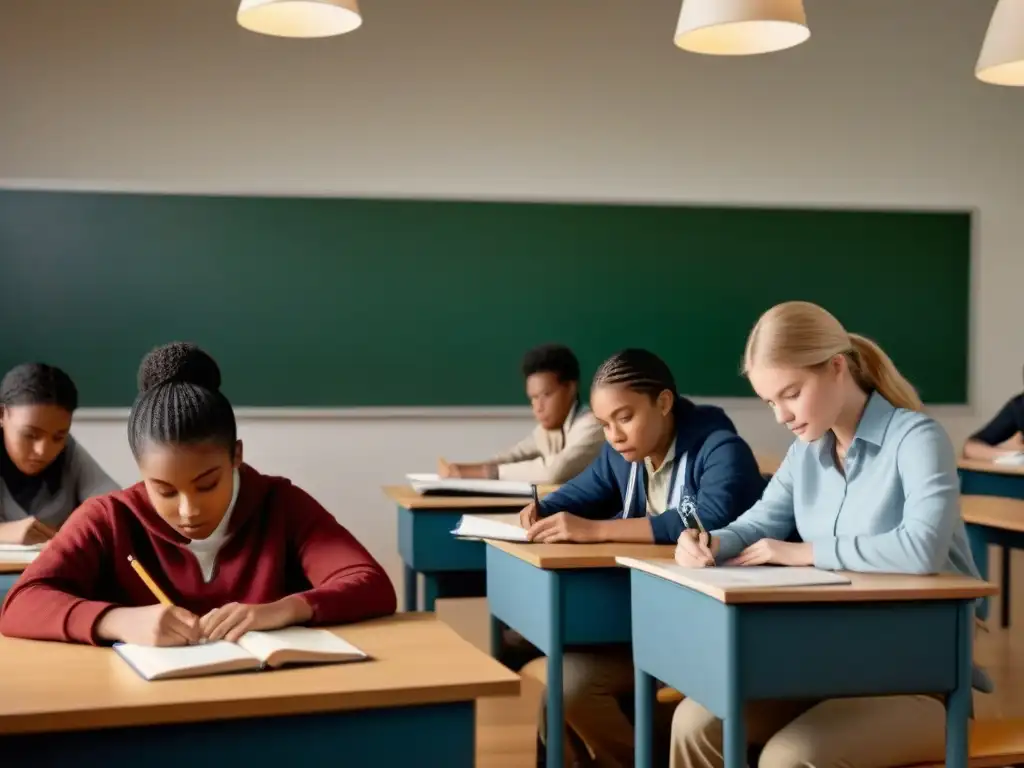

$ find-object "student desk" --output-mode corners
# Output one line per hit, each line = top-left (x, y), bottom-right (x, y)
(384, 484), (555, 612)
(958, 459), (1024, 625)
(0, 613), (518, 766)
(961, 493), (1024, 629)
(619, 559), (996, 768)
(484, 539), (673, 768)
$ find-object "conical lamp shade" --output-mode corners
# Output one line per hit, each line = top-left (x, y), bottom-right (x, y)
(237, 0), (362, 38)
(976, 0), (1024, 86)
(674, 0), (809, 55)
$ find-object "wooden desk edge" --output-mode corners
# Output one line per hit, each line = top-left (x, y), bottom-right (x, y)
(617, 557), (999, 604)
(487, 539), (675, 570)
(381, 484), (557, 510)
(0, 561), (28, 574)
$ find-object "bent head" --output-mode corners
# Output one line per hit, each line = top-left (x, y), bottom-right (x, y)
(589, 349), (676, 462)
(743, 301), (921, 442)
(521, 344), (580, 431)
(128, 342), (241, 540)
(0, 363), (78, 476)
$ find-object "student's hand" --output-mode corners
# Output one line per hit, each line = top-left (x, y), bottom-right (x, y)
(96, 605), (201, 646)
(519, 501), (540, 529)
(674, 530), (718, 568)
(527, 512), (598, 543)
(0, 517), (57, 545)
(725, 539), (813, 567)
(199, 596), (313, 643)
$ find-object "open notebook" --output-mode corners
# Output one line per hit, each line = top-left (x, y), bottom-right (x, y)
(451, 514), (528, 542)
(407, 473), (535, 497)
(114, 627), (369, 681)
(0, 543), (44, 564)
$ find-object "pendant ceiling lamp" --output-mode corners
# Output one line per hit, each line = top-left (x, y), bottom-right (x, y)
(674, 0), (809, 56)
(237, 0), (362, 38)
(976, 0), (1024, 86)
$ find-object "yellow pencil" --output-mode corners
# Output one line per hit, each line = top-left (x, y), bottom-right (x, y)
(127, 555), (174, 607)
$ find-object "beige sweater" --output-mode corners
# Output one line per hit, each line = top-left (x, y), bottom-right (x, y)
(490, 405), (605, 483)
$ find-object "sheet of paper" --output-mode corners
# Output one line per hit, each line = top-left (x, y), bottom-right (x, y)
(451, 513), (529, 542)
(0, 543), (46, 552)
(406, 473), (535, 497)
(619, 559), (851, 589)
(993, 452), (1024, 466)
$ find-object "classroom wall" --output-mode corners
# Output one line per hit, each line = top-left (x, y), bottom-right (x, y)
(2, 0), (1023, 597)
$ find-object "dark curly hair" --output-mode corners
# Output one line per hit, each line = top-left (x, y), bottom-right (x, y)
(127, 342), (237, 459)
(521, 344), (581, 383)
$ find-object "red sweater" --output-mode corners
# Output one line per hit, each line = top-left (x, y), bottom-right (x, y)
(0, 464), (396, 644)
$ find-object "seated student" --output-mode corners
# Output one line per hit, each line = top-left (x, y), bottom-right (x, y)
(1, 363), (119, 545)
(438, 344), (604, 484)
(518, 348), (766, 768)
(673, 301), (987, 768)
(962, 367), (1024, 461)
(0, 342), (396, 646)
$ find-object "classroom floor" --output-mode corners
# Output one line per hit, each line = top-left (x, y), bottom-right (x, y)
(434, 547), (1024, 767)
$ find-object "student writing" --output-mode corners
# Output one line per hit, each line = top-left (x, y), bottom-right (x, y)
(438, 344), (604, 483)
(0, 343), (396, 645)
(673, 301), (987, 768)
(962, 364), (1024, 461)
(0, 363), (119, 545)
(518, 349), (766, 768)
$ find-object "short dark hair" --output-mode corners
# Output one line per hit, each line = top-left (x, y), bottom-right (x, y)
(592, 348), (677, 401)
(127, 342), (237, 460)
(521, 344), (581, 384)
(0, 363), (78, 412)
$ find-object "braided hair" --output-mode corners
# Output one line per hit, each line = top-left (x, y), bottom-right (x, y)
(127, 342), (237, 460)
(0, 363), (78, 412)
(591, 349), (677, 401)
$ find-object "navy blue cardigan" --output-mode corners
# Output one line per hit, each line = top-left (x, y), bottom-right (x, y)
(538, 398), (766, 544)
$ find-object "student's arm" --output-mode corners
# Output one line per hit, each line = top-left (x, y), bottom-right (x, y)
(283, 485), (398, 625)
(963, 397), (1023, 460)
(813, 421), (959, 574)
(713, 447), (798, 562)
(0, 499), (119, 644)
(649, 432), (766, 545)
(536, 443), (622, 520)
(496, 414), (606, 483)
(70, 440), (121, 503)
(489, 433), (542, 466)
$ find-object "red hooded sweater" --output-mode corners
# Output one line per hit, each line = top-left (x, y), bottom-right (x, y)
(0, 464), (396, 644)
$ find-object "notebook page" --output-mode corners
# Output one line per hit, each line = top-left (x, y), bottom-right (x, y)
(639, 562), (850, 588)
(237, 628), (366, 663)
(115, 641), (254, 680)
(0, 543), (45, 552)
(451, 514), (529, 542)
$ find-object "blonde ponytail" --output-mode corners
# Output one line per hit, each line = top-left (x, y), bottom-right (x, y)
(744, 301), (922, 412)
(846, 333), (922, 411)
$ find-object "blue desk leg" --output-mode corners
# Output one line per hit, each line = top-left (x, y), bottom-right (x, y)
(1000, 551), (1011, 628)
(403, 563), (418, 612)
(424, 574), (441, 612)
(946, 601), (973, 768)
(635, 667), (654, 768)
(722, 606), (746, 768)
(546, 572), (564, 768)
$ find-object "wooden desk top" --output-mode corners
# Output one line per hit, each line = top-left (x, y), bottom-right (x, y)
(382, 484), (558, 510)
(0, 561), (29, 575)
(961, 494), (1024, 533)
(617, 557), (998, 605)
(0, 613), (519, 735)
(957, 458), (1024, 477)
(487, 539), (674, 570)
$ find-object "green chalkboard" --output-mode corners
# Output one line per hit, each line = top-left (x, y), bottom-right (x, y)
(0, 189), (970, 407)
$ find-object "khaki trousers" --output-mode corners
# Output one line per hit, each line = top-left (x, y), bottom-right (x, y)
(669, 694), (947, 768)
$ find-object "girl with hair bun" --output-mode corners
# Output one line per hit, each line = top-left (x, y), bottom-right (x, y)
(671, 301), (987, 768)
(0, 343), (396, 646)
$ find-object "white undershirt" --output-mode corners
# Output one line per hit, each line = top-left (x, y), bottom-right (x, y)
(185, 468), (240, 583)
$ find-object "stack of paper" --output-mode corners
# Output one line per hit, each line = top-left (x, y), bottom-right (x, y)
(616, 558), (852, 589)
(451, 514), (529, 542)
(0, 543), (44, 564)
(407, 473), (535, 497)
